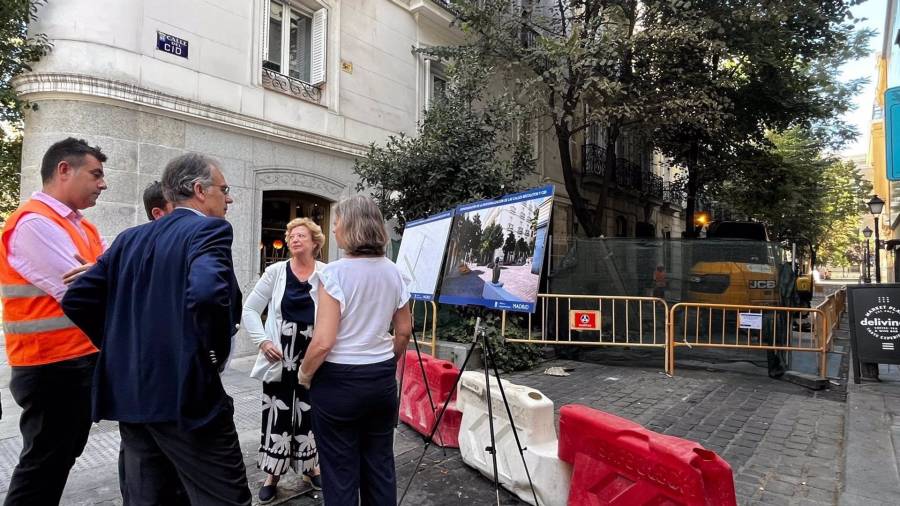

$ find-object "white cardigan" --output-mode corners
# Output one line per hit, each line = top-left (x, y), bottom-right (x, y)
(242, 259), (327, 382)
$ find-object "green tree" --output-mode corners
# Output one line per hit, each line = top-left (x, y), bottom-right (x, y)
(1, 0), (51, 220)
(428, 0), (702, 236)
(481, 223), (505, 265)
(353, 50), (534, 233)
(515, 236), (527, 263)
(502, 230), (516, 263)
(648, 0), (871, 234)
(466, 213), (483, 262)
(719, 128), (871, 266)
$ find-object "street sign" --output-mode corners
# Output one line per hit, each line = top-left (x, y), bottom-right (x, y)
(847, 284), (900, 383)
(885, 86), (900, 180)
(156, 31), (189, 59)
(570, 310), (600, 331)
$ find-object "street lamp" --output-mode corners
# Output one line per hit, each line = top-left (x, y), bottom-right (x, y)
(863, 226), (873, 284)
(868, 195), (885, 283)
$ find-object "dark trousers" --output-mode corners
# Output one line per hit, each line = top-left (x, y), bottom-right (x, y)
(118, 405), (251, 506)
(310, 359), (397, 506)
(4, 353), (97, 506)
(118, 442), (189, 506)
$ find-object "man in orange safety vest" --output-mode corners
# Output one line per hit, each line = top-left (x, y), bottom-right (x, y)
(0, 137), (108, 505)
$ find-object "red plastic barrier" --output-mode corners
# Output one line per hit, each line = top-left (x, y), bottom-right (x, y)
(558, 404), (736, 506)
(397, 351), (462, 448)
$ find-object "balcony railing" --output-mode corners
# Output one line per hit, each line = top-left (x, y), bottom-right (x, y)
(262, 65), (322, 104)
(581, 143), (664, 200)
(614, 158), (643, 190)
(642, 171), (664, 200)
(663, 183), (688, 208)
(582, 143), (606, 177)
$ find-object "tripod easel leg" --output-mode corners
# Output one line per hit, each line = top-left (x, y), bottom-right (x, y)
(398, 331), (480, 505)
(482, 331), (540, 506)
(398, 315), (540, 506)
(480, 328), (502, 505)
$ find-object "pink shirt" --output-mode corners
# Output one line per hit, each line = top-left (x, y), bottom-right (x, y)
(8, 192), (107, 302)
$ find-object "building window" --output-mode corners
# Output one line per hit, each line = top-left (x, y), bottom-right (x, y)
(515, 118), (540, 160)
(425, 59), (447, 109)
(432, 74), (447, 101)
(262, 0), (327, 102)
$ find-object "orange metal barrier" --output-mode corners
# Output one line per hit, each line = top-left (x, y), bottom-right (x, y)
(815, 288), (847, 352)
(411, 299), (439, 356)
(667, 303), (828, 377)
(503, 294), (670, 372)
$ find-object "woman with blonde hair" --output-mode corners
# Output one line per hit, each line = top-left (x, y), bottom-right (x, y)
(243, 217), (326, 503)
(299, 195), (412, 505)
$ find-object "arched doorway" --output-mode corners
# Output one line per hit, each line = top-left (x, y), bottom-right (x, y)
(260, 190), (331, 273)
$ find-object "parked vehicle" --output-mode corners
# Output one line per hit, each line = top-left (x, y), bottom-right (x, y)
(687, 221), (780, 306)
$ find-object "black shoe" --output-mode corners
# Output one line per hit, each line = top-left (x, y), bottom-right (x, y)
(304, 473), (323, 491)
(259, 484), (277, 504)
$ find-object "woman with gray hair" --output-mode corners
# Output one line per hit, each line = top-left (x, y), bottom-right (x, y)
(298, 195), (412, 505)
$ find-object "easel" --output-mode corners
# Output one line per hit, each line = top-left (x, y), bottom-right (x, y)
(398, 314), (539, 506)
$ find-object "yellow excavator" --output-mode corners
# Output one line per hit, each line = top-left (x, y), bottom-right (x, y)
(687, 221), (781, 306)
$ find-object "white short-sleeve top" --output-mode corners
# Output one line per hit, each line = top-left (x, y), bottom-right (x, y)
(320, 256), (411, 364)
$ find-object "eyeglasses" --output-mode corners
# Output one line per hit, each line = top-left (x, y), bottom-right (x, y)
(211, 184), (230, 195)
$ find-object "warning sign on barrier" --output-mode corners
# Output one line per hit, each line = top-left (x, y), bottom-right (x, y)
(739, 312), (762, 330)
(570, 310), (600, 330)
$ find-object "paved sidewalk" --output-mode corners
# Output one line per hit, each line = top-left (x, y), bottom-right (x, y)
(840, 360), (900, 505)
(0, 312), (893, 505)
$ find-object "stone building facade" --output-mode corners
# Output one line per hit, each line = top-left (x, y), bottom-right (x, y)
(16, 0), (466, 354)
(15, 0), (686, 351)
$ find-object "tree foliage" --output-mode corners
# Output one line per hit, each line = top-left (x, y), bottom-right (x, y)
(1, 0), (51, 219)
(648, 0), (871, 233)
(719, 127), (871, 266)
(353, 50), (534, 233)
(426, 0), (690, 236)
(425, 0), (870, 237)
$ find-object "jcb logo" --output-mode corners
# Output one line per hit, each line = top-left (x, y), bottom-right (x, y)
(749, 280), (776, 289)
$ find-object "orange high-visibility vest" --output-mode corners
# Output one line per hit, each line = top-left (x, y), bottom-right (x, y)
(0, 199), (103, 366)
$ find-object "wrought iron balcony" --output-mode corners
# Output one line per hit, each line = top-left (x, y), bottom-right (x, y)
(662, 183), (684, 207)
(262, 65), (322, 104)
(582, 143), (606, 178)
(581, 143), (665, 202)
(642, 172), (664, 200)
(614, 158), (643, 190)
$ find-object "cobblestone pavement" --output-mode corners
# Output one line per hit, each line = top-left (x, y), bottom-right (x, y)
(0, 329), (856, 505)
(504, 360), (846, 506)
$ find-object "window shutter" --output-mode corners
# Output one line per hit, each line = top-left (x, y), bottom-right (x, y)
(261, 0), (271, 64)
(310, 8), (327, 85)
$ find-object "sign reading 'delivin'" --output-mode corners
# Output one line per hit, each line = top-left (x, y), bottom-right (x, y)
(156, 31), (188, 59)
(847, 284), (900, 383)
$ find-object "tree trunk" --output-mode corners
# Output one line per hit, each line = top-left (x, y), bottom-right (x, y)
(597, 125), (620, 237)
(556, 122), (602, 237)
(683, 141), (700, 238)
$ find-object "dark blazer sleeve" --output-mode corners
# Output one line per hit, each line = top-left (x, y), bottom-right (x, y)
(62, 249), (111, 348)
(186, 218), (236, 368)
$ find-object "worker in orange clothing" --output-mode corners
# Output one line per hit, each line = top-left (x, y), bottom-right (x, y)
(652, 264), (667, 299)
(0, 138), (108, 505)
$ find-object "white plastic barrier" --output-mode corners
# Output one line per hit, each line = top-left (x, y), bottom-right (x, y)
(456, 371), (571, 506)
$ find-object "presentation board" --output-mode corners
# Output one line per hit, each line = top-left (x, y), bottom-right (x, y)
(395, 210), (455, 301)
(438, 185), (554, 313)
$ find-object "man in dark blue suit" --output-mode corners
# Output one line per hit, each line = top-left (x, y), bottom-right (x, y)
(62, 153), (251, 505)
